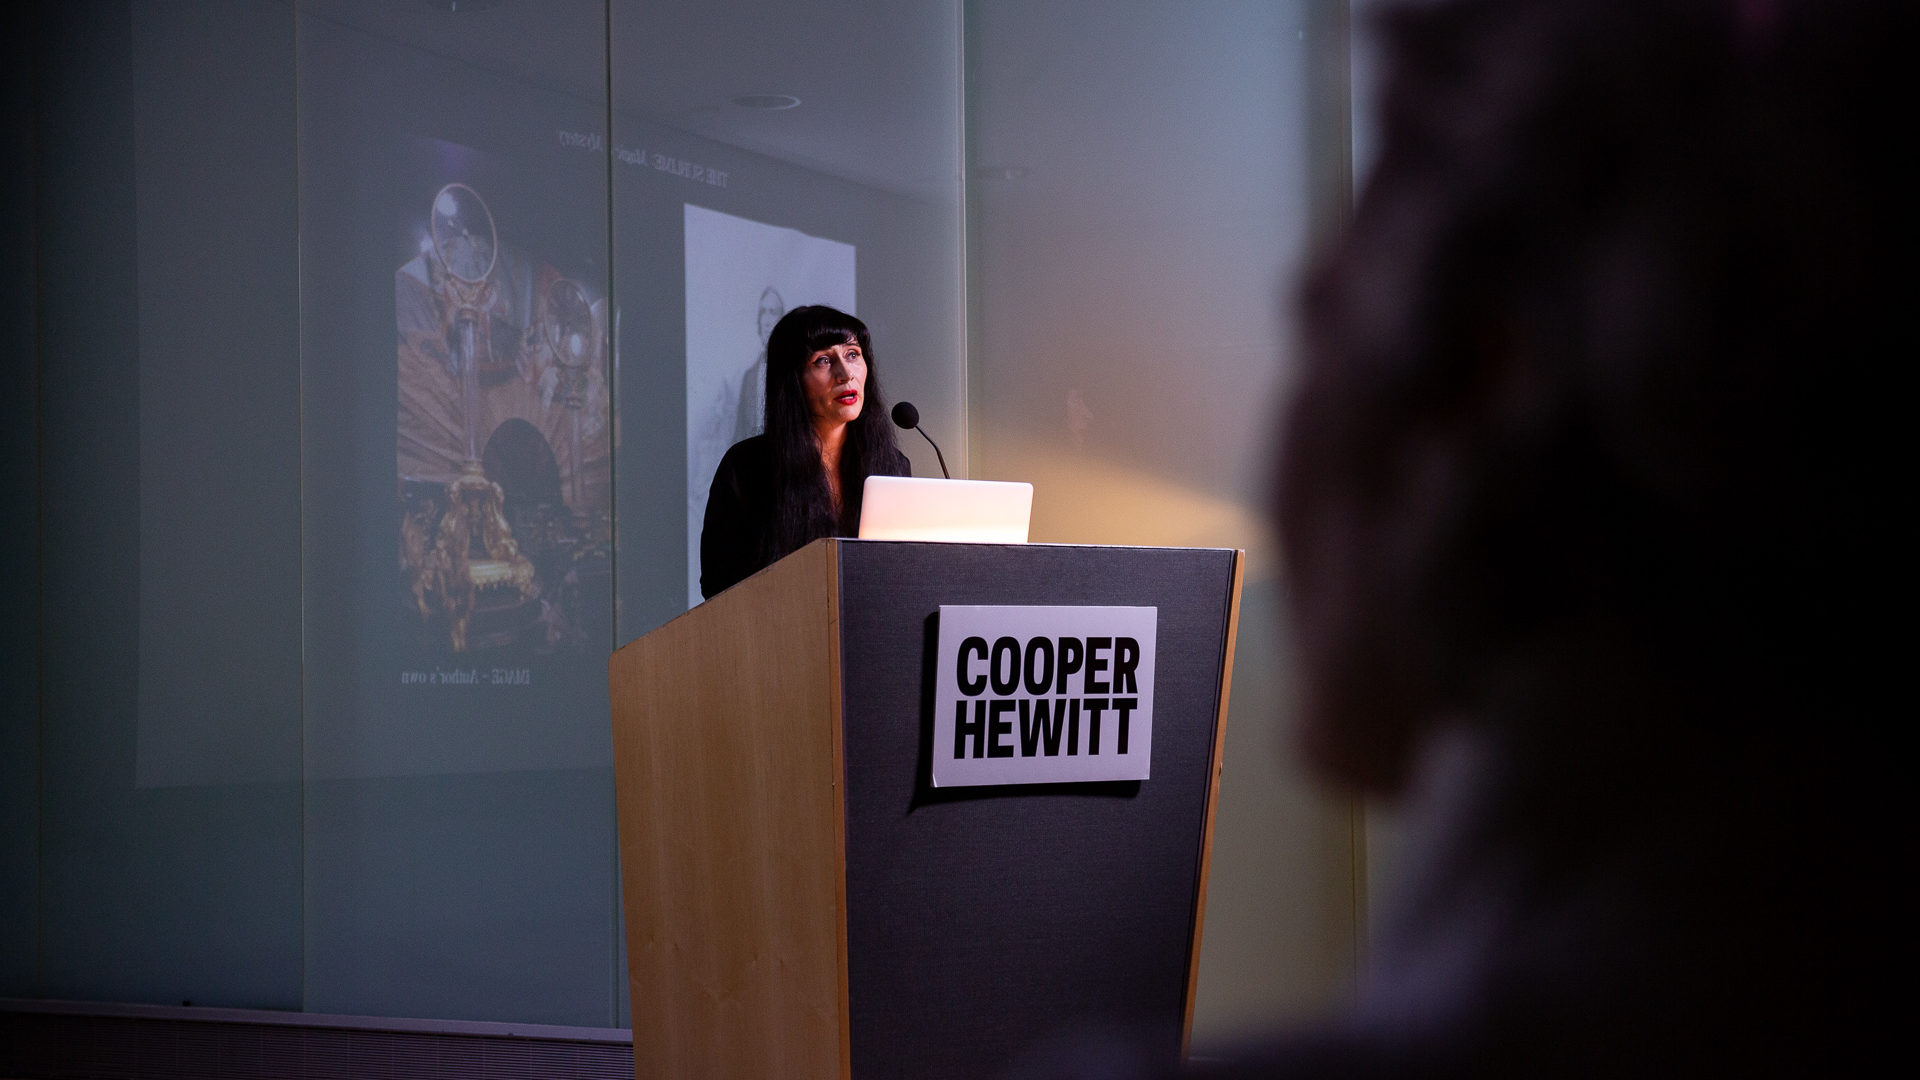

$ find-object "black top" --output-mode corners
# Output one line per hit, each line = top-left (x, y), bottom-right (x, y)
(699, 434), (910, 599)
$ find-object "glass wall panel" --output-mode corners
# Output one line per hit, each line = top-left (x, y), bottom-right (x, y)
(14, 0), (1343, 1040)
(609, 0), (966, 635)
(962, 0), (1358, 1044)
(33, 0), (305, 1009)
(296, 0), (619, 1025)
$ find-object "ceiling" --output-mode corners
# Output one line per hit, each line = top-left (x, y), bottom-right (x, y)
(299, 0), (964, 202)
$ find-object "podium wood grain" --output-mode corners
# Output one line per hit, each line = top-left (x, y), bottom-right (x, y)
(608, 540), (850, 1080)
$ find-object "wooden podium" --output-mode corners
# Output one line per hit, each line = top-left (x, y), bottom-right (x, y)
(609, 539), (1243, 1080)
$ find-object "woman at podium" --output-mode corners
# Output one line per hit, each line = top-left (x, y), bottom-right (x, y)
(700, 305), (909, 599)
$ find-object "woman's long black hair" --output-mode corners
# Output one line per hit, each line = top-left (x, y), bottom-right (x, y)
(760, 305), (903, 563)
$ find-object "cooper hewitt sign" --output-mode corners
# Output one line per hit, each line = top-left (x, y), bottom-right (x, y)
(932, 605), (1158, 787)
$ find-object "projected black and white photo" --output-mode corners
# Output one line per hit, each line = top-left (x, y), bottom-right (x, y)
(683, 203), (855, 606)
(397, 166), (612, 656)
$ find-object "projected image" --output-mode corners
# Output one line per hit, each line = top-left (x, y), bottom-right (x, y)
(397, 177), (611, 654)
(684, 203), (855, 606)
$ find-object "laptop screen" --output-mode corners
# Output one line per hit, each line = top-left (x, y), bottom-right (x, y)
(857, 476), (1033, 543)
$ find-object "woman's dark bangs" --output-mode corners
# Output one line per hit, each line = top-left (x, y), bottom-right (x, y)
(800, 311), (867, 354)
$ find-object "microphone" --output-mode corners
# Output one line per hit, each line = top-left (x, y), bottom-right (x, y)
(890, 401), (951, 479)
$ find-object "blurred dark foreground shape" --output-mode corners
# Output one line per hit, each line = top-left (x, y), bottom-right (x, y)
(1018, 0), (1906, 1075)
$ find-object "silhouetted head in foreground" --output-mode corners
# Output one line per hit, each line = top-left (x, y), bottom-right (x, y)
(1013, 4), (1903, 1077)
(1282, 0), (1902, 797)
(1256, 0), (1903, 1075)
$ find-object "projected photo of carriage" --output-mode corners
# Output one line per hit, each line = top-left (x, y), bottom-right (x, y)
(395, 181), (611, 654)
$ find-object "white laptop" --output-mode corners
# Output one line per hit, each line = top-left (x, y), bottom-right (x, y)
(857, 475), (1033, 543)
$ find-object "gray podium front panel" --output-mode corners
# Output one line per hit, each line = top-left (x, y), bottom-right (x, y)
(836, 542), (1236, 1079)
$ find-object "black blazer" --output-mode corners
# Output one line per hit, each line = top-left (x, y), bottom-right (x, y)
(699, 434), (910, 599)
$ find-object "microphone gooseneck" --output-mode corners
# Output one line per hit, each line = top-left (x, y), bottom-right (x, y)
(890, 400), (950, 479)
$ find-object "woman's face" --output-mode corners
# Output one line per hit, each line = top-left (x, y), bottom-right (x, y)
(802, 337), (866, 432)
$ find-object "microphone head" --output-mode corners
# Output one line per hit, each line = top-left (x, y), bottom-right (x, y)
(890, 401), (920, 429)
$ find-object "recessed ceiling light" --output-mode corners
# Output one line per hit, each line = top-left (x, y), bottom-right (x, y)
(971, 165), (1032, 181)
(732, 94), (802, 111)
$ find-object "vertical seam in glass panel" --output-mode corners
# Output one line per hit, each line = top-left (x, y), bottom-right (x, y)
(960, 0), (981, 479)
(602, 0), (621, 1030)
(603, 0), (619, 652)
(30, 0), (47, 997)
(293, 0), (310, 1017)
(952, 0), (969, 478)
